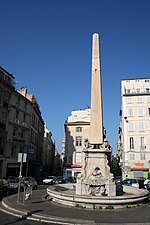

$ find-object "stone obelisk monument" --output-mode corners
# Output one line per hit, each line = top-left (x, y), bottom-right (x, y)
(76, 33), (116, 197)
(90, 33), (103, 146)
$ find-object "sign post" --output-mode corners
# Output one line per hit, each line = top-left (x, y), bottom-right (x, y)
(17, 153), (27, 202)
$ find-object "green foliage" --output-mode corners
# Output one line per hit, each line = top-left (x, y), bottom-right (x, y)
(105, 205), (114, 209)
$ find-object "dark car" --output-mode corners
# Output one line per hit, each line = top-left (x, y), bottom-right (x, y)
(66, 176), (76, 183)
(56, 176), (67, 184)
(8, 177), (37, 193)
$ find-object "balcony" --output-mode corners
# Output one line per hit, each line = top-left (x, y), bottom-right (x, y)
(12, 137), (25, 144)
(124, 88), (150, 96)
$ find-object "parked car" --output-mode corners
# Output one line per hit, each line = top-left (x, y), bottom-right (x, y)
(120, 178), (142, 188)
(0, 179), (9, 200)
(144, 178), (150, 191)
(8, 177), (37, 193)
(55, 176), (67, 184)
(43, 176), (57, 185)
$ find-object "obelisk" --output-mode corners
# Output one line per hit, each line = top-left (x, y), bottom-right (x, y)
(76, 33), (116, 197)
(90, 33), (103, 146)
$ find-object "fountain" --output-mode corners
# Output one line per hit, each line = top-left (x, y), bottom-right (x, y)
(47, 33), (149, 209)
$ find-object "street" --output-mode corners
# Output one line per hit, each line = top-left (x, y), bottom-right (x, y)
(0, 185), (150, 225)
(0, 209), (58, 225)
(0, 185), (55, 225)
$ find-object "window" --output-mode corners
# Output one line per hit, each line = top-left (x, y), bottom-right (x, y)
(75, 136), (82, 146)
(148, 108), (150, 116)
(140, 137), (145, 151)
(145, 79), (149, 82)
(130, 153), (135, 160)
(126, 89), (130, 94)
(11, 145), (16, 157)
(76, 127), (82, 132)
(3, 91), (10, 103)
(128, 122), (134, 131)
(137, 97), (143, 103)
(76, 152), (82, 163)
(138, 122), (144, 131)
(140, 153), (146, 160)
(136, 89), (140, 93)
(129, 137), (134, 150)
(13, 127), (16, 136)
(147, 97), (150, 103)
(146, 88), (150, 93)
(128, 108), (133, 117)
(138, 108), (144, 117)
(16, 110), (19, 119)
(21, 130), (25, 138)
(127, 97), (133, 104)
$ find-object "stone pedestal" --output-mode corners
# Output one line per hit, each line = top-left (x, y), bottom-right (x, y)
(76, 148), (116, 197)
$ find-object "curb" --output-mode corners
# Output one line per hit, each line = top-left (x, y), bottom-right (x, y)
(1, 190), (150, 225)
(1, 196), (95, 225)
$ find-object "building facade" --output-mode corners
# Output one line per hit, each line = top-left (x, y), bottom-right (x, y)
(0, 66), (15, 177)
(18, 87), (45, 180)
(42, 125), (55, 177)
(64, 109), (90, 177)
(0, 66), (62, 180)
(119, 78), (150, 179)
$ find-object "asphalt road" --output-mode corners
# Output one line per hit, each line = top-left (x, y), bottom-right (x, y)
(1, 184), (150, 225)
(0, 209), (58, 225)
(0, 185), (57, 225)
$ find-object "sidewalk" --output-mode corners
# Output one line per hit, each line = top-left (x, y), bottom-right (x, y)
(1, 189), (150, 225)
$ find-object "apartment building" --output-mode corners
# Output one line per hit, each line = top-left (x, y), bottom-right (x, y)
(64, 108), (90, 177)
(119, 78), (150, 179)
(0, 66), (63, 180)
(42, 125), (55, 177)
(18, 87), (44, 179)
(0, 66), (45, 179)
(6, 87), (32, 177)
(0, 66), (15, 177)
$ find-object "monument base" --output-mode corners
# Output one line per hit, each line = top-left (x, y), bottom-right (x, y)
(76, 148), (116, 197)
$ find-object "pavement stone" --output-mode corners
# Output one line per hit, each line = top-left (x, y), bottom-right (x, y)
(1, 188), (150, 225)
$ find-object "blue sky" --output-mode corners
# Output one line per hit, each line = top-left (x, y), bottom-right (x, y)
(1, 0), (150, 153)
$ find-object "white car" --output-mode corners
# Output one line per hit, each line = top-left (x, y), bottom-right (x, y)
(120, 178), (140, 188)
(43, 176), (56, 185)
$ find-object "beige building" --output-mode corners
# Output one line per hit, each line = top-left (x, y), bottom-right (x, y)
(18, 87), (44, 179)
(64, 108), (90, 177)
(119, 78), (150, 179)
(42, 125), (55, 176)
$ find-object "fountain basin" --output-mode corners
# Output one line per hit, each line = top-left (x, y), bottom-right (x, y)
(47, 184), (149, 209)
